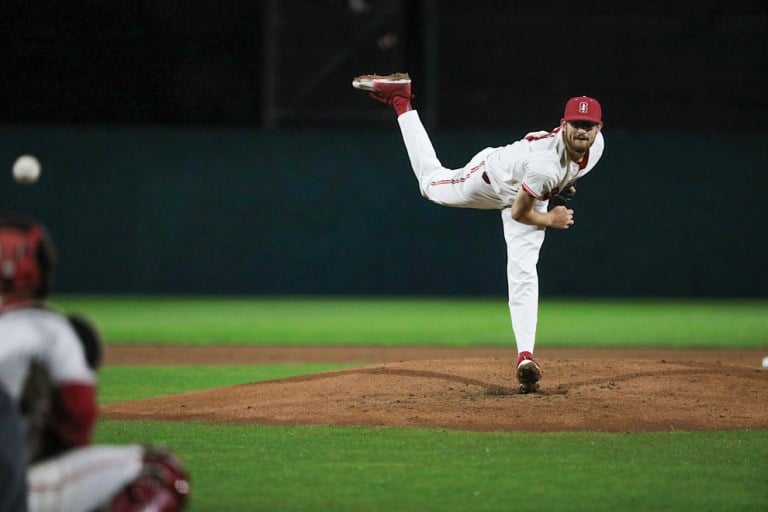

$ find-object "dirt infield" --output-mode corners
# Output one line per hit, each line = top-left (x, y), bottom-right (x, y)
(101, 346), (768, 433)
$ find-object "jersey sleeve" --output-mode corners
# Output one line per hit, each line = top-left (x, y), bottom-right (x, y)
(41, 318), (98, 450)
(44, 319), (96, 386)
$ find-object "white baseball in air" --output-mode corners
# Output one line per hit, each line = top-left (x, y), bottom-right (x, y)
(762, 356), (768, 368)
(12, 155), (41, 184)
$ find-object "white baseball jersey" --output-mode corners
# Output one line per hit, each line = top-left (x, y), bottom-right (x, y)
(0, 307), (95, 404)
(397, 111), (605, 211)
(484, 127), (605, 206)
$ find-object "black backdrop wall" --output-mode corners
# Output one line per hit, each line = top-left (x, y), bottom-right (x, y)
(2, 2), (766, 297)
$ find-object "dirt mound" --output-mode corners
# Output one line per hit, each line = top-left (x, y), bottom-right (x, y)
(101, 356), (768, 432)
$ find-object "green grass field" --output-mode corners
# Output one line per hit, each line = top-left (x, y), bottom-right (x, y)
(55, 296), (768, 511)
(53, 295), (768, 347)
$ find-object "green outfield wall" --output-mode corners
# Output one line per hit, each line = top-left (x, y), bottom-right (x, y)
(1, 127), (765, 297)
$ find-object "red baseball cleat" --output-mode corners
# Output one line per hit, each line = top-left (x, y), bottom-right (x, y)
(352, 73), (413, 114)
(516, 351), (541, 394)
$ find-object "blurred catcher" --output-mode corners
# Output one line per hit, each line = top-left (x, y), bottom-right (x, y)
(0, 211), (190, 512)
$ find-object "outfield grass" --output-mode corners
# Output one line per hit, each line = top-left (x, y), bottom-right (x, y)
(54, 295), (768, 347)
(95, 421), (768, 512)
(70, 296), (768, 511)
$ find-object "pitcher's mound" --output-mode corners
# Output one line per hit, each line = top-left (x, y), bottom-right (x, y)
(101, 357), (768, 432)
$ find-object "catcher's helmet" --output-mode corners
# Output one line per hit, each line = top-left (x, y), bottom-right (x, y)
(0, 212), (57, 300)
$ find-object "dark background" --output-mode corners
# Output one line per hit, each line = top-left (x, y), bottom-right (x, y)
(1, 1), (766, 297)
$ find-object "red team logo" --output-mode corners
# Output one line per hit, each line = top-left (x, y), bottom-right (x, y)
(578, 101), (589, 114)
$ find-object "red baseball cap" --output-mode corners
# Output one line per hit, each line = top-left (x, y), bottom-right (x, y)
(563, 96), (602, 123)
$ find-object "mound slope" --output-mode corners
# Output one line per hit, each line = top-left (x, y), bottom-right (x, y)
(101, 355), (768, 432)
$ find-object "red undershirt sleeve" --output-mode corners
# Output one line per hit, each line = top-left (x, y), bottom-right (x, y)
(51, 383), (97, 447)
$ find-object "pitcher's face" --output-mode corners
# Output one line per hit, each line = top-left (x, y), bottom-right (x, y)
(561, 120), (601, 157)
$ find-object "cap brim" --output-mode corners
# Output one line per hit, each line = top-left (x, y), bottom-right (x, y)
(564, 116), (601, 123)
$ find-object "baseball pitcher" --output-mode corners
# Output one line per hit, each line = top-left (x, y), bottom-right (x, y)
(353, 74), (605, 393)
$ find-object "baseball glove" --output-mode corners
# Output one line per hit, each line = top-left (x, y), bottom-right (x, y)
(549, 182), (577, 209)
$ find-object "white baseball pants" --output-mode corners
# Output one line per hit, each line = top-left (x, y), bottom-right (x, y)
(28, 445), (144, 512)
(397, 110), (545, 354)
